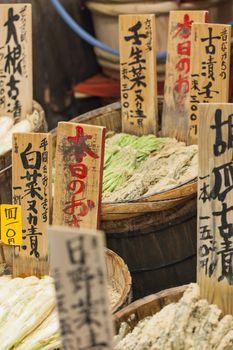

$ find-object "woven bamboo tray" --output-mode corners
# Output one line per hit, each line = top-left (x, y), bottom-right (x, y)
(51, 101), (197, 221)
(114, 284), (187, 332)
(106, 248), (132, 313)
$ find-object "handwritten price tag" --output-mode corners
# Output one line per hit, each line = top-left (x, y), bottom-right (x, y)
(0, 205), (22, 245)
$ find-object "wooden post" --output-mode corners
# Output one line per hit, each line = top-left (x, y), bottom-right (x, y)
(12, 132), (52, 277)
(49, 225), (114, 350)
(53, 122), (106, 230)
(119, 14), (158, 136)
(188, 24), (231, 145)
(162, 10), (208, 142)
(198, 103), (233, 315)
(0, 4), (33, 120)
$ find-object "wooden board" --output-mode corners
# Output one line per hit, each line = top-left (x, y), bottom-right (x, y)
(53, 122), (106, 229)
(49, 225), (114, 349)
(198, 103), (233, 315)
(119, 14), (158, 136)
(162, 10), (208, 142)
(12, 132), (52, 277)
(0, 4), (32, 121)
(188, 24), (231, 144)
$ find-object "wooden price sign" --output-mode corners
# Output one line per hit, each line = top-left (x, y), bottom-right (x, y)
(0, 4), (32, 120)
(162, 10), (208, 142)
(49, 225), (114, 350)
(198, 103), (233, 315)
(188, 24), (231, 145)
(12, 133), (52, 277)
(53, 122), (106, 230)
(119, 14), (158, 136)
(0, 204), (22, 246)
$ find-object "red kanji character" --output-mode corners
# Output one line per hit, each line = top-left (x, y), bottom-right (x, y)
(175, 14), (193, 39)
(69, 163), (87, 179)
(67, 179), (85, 195)
(174, 74), (189, 94)
(176, 58), (190, 73)
(66, 215), (82, 228)
(177, 40), (191, 56)
(67, 126), (99, 163)
(63, 197), (95, 216)
(63, 197), (88, 216)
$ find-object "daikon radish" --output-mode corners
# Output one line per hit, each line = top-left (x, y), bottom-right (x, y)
(0, 110), (40, 156)
(0, 116), (13, 140)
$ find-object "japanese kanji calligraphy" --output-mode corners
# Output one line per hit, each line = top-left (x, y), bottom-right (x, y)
(119, 14), (158, 136)
(162, 10), (207, 142)
(12, 132), (52, 277)
(188, 24), (231, 144)
(198, 103), (233, 315)
(49, 226), (114, 350)
(53, 122), (105, 230)
(0, 4), (32, 120)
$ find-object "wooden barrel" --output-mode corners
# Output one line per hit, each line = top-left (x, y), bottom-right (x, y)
(0, 101), (47, 205)
(85, 0), (223, 81)
(106, 248), (132, 313)
(50, 102), (197, 299)
(114, 284), (187, 332)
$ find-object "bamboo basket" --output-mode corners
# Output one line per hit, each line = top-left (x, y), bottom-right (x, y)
(114, 284), (187, 332)
(0, 244), (132, 313)
(106, 248), (132, 313)
(51, 101), (197, 220)
(50, 102), (197, 299)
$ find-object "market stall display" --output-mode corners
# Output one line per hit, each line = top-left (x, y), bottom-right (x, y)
(114, 284), (233, 349)
(0, 263), (129, 350)
(0, 2), (232, 349)
(50, 102), (197, 298)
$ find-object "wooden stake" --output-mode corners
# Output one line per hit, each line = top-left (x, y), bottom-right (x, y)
(0, 4), (33, 121)
(188, 24), (231, 145)
(198, 103), (233, 315)
(53, 122), (106, 230)
(49, 225), (114, 350)
(12, 132), (52, 277)
(162, 10), (208, 142)
(119, 14), (158, 136)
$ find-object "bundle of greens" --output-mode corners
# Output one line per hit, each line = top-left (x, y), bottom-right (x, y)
(103, 133), (169, 193)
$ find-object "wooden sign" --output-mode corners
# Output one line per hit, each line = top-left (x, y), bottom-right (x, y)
(0, 4), (32, 120)
(12, 133), (52, 277)
(119, 14), (158, 136)
(162, 11), (208, 142)
(49, 225), (114, 350)
(0, 204), (22, 245)
(188, 24), (231, 145)
(53, 122), (105, 229)
(198, 103), (233, 315)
